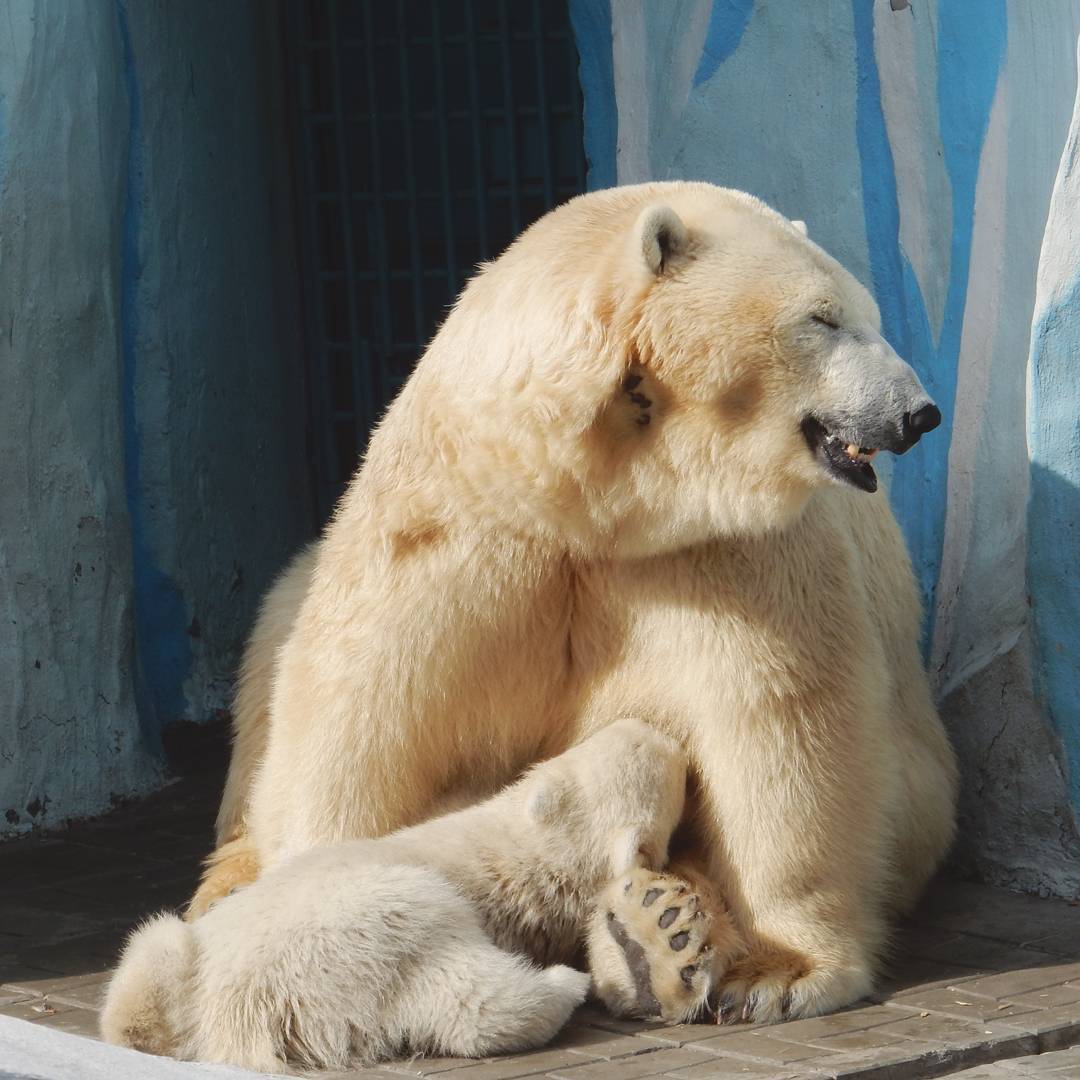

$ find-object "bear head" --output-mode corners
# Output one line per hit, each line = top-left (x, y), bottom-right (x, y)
(383, 182), (938, 558)
(598, 184), (939, 552)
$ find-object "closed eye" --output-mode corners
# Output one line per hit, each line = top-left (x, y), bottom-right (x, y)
(811, 313), (840, 330)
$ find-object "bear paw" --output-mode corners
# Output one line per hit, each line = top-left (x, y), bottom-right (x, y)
(715, 949), (872, 1025)
(587, 868), (738, 1023)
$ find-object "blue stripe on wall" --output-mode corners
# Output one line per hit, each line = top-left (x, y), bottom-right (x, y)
(851, 1), (909, 355)
(693, 0), (755, 89)
(569, 0), (617, 190)
(117, 0), (191, 749)
(852, 0), (1005, 646)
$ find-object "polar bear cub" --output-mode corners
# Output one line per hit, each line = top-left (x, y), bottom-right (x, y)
(101, 720), (687, 1073)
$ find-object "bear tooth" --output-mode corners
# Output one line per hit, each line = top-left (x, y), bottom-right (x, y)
(844, 443), (860, 460)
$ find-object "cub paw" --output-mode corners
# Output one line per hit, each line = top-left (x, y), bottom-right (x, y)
(715, 948), (872, 1025)
(543, 964), (593, 1005)
(587, 868), (739, 1023)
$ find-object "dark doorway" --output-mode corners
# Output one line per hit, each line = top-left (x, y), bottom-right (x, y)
(285, 0), (588, 522)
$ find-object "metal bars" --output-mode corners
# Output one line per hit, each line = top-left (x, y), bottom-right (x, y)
(288, 0), (587, 521)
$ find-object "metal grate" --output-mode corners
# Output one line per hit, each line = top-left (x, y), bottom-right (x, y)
(286, 0), (587, 521)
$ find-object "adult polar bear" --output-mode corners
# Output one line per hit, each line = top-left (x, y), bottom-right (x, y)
(193, 182), (956, 1024)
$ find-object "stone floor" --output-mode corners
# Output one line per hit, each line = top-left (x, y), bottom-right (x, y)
(1, 760), (1078, 1080)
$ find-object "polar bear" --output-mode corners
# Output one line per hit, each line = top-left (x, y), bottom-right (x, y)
(102, 721), (711, 1072)
(190, 182), (956, 1025)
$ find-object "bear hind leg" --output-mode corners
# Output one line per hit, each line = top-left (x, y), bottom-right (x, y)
(396, 942), (589, 1059)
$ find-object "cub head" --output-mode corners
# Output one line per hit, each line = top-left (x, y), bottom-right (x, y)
(525, 719), (687, 878)
(589, 183), (939, 551)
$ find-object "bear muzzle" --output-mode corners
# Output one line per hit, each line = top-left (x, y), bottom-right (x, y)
(801, 397), (941, 494)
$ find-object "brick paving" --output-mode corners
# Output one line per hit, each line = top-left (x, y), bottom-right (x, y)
(1, 759), (1078, 1079)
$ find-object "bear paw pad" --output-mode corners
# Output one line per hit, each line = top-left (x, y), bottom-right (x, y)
(588, 868), (735, 1023)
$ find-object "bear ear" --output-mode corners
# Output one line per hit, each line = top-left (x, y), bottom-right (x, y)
(636, 205), (689, 275)
(791, 219), (808, 236)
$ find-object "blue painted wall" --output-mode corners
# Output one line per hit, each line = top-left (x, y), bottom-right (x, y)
(1, 0), (157, 832)
(0, 1), (309, 835)
(116, 1), (311, 744)
(571, 0), (1080, 895)
(116, 0), (191, 755)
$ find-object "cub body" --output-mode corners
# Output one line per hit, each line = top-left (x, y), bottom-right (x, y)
(102, 721), (686, 1072)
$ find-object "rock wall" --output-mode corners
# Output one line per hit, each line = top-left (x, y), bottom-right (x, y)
(0, 1), (308, 835)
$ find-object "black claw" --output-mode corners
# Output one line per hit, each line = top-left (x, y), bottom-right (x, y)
(606, 910), (616, 922)
(669, 931), (690, 951)
(780, 991), (793, 1021)
(623, 373), (643, 390)
(628, 391), (652, 408)
(680, 964), (697, 990)
(658, 906), (679, 929)
(642, 887), (663, 907)
(717, 994), (736, 1024)
(636, 413), (651, 427)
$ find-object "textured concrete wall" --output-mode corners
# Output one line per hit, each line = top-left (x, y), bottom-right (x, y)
(0, 1), (158, 833)
(118, 1), (309, 738)
(571, 0), (1080, 896)
(0, 1), (308, 836)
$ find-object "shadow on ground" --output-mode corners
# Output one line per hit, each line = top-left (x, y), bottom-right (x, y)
(1, 741), (1078, 1079)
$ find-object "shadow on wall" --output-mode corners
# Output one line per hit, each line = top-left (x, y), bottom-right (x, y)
(1028, 461), (1080, 811)
(942, 462), (1080, 900)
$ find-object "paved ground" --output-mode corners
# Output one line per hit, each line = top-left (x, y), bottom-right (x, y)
(1, 757), (1078, 1080)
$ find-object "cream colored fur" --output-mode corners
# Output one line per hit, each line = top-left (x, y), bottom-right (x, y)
(198, 181), (957, 1022)
(213, 544), (318, 849)
(103, 721), (686, 1072)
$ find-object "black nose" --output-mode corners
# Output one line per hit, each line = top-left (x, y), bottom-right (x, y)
(898, 403), (941, 452)
(907, 403), (941, 436)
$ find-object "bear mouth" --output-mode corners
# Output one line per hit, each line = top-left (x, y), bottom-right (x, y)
(800, 417), (879, 493)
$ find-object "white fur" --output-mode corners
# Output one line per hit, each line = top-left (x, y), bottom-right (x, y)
(104, 721), (686, 1072)
(191, 182), (957, 1023)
